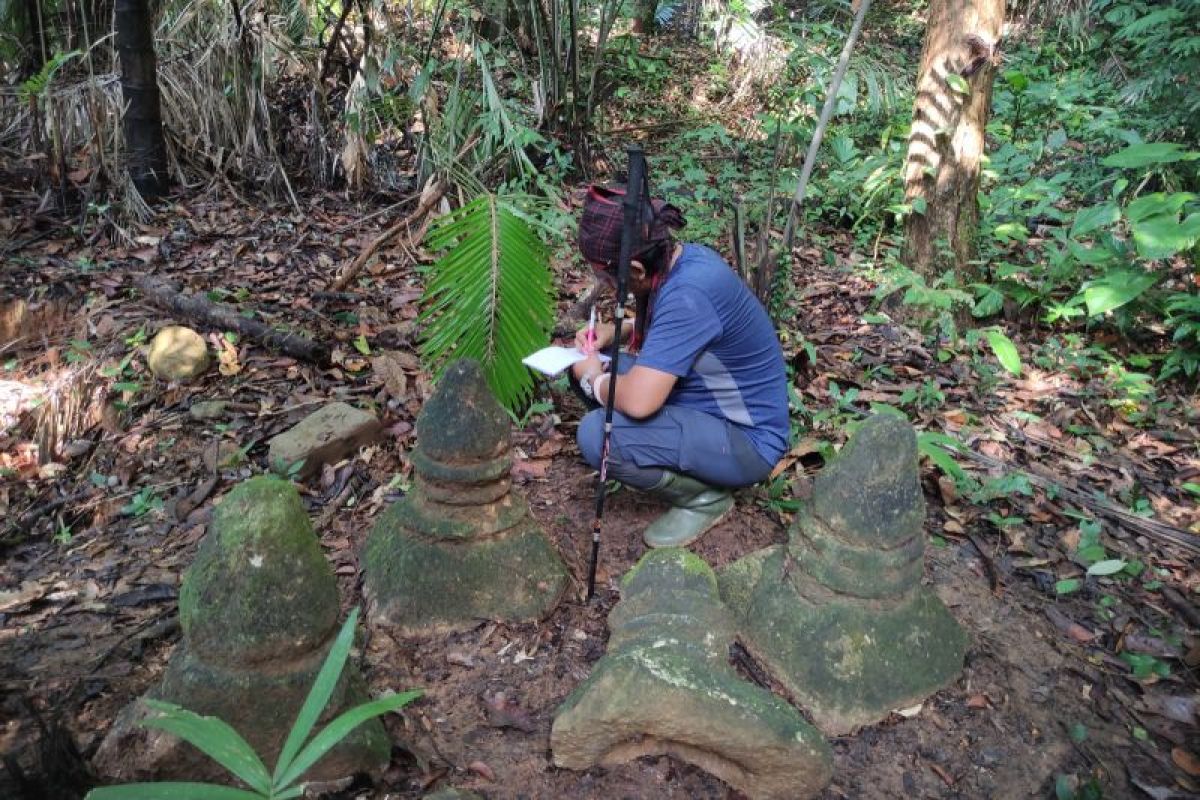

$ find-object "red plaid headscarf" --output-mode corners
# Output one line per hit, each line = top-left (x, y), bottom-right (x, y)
(578, 185), (686, 351)
(578, 185), (686, 269)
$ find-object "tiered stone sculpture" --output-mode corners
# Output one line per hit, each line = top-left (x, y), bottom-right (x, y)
(719, 413), (968, 735)
(552, 549), (832, 800)
(363, 359), (568, 634)
(94, 476), (389, 783)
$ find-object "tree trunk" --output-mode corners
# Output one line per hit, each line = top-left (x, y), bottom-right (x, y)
(631, 0), (656, 35)
(20, 0), (47, 79)
(901, 0), (1004, 283)
(115, 0), (168, 200)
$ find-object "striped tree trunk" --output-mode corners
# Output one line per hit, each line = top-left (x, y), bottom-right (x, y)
(901, 0), (1004, 283)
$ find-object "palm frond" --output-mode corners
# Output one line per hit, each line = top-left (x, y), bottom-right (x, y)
(418, 193), (555, 411)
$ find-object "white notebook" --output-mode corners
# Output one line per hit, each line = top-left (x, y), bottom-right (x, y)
(522, 346), (610, 376)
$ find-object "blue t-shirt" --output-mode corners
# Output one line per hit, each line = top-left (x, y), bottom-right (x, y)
(635, 244), (790, 465)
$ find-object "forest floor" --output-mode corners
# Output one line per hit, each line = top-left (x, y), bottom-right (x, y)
(2, 179), (1200, 800)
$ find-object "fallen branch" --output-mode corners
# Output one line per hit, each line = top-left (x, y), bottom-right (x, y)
(330, 178), (448, 291)
(136, 277), (329, 365)
(966, 528), (1002, 595)
(956, 446), (1200, 557)
(552, 281), (602, 339)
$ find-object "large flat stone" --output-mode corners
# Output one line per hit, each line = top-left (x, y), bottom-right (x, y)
(268, 402), (381, 478)
(552, 549), (832, 800)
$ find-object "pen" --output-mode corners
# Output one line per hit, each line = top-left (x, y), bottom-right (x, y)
(586, 305), (597, 354)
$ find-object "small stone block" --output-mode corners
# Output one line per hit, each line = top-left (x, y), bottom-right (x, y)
(268, 402), (381, 478)
(189, 400), (229, 420)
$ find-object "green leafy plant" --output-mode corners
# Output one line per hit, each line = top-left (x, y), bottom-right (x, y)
(917, 431), (978, 494)
(1055, 772), (1104, 800)
(899, 379), (946, 412)
(86, 608), (421, 800)
(121, 487), (163, 518)
(66, 338), (92, 364)
(982, 328), (1021, 376)
(507, 399), (555, 430)
(762, 474), (803, 515)
(18, 48), (82, 101)
(419, 192), (555, 411)
(53, 521), (73, 545)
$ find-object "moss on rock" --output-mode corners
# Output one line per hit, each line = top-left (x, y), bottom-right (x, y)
(720, 415), (968, 736)
(716, 545), (777, 619)
(93, 475), (390, 786)
(551, 550), (832, 800)
(180, 476), (338, 665)
(364, 510), (567, 633)
(361, 358), (567, 634)
(416, 359), (510, 464)
(738, 572), (969, 735)
(620, 547), (718, 595)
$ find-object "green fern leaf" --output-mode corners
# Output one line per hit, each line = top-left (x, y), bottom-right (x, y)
(1116, 8), (1184, 42)
(419, 194), (554, 411)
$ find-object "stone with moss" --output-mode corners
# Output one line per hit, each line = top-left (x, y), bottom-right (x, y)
(93, 477), (389, 785)
(715, 544), (776, 619)
(365, 502), (569, 634)
(719, 414), (968, 736)
(414, 358), (511, 465)
(180, 475), (338, 664)
(363, 359), (567, 633)
(552, 549), (832, 800)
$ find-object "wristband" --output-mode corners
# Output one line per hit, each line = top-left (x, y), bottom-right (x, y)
(580, 370), (602, 400)
(594, 372), (611, 402)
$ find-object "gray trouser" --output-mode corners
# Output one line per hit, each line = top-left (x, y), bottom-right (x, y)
(577, 402), (774, 491)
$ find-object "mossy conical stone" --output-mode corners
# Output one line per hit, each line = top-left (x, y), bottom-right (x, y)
(552, 549), (832, 800)
(719, 414), (968, 735)
(180, 476), (338, 664)
(93, 477), (389, 785)
(364, 359), (567, 634)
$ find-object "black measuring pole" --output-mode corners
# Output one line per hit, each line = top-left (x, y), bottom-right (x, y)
(586, 145), (647, 600)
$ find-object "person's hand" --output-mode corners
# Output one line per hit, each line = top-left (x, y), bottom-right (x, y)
(575, 322), (616, 355)
(571, 354), (605, 382)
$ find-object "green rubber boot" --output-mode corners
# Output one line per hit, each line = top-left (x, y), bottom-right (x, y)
(642, 471), (734, 548)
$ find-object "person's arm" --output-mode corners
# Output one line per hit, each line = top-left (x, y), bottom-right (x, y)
(571, 357), (676, 418)
(593, 365), (676, 418)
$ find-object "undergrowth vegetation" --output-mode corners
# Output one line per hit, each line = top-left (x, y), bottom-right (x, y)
(642, 1), (1199, 398)
(1, 0), (1196, 398)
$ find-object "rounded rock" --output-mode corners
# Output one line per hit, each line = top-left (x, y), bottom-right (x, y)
(147, 325), (210, 382)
